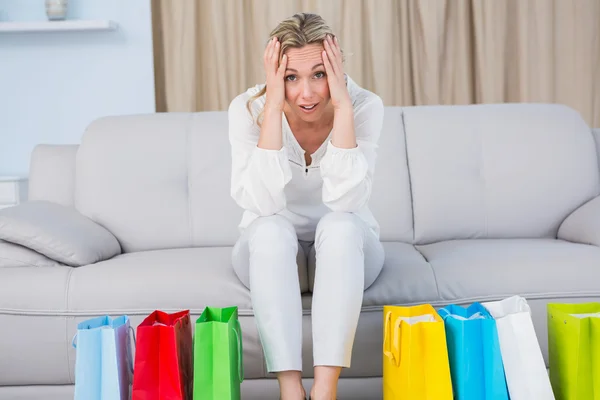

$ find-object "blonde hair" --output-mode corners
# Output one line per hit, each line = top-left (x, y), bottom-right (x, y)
(246, 13), (342, 126)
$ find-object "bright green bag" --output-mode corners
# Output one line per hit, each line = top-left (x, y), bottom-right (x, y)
(548, 302), (600, 400)
(193, 306), (244, 400)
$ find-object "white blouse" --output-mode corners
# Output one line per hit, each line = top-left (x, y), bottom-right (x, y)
(228, 75), (384, 242)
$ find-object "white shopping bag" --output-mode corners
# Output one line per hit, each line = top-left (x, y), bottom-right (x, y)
(482, 295), (555, 400)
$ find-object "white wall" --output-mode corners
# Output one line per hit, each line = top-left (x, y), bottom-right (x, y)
(0, 0), (156, 177)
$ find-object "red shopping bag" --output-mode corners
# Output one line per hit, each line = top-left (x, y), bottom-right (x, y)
(132, 310), (193, 400)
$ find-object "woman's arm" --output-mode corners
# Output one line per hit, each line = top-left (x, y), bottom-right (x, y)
(229, 38), (292, 217)
(320, 34), (384, 212)
(228, 94), (292, 217)
(258, 38), (288, 150)
(330, 104), (356, 149)
(257, 105), (284, 150)
(320, 97), (384, 212)
(322, 35), (357, 150)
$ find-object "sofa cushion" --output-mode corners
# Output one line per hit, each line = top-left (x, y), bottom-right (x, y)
(0, 239), (62, 268)
(0, 201), (121, 266)
(403, 103), (600, 244)
(368, 107), (413, 242)
(416, 238), (600, 302)
(75, 113), (246, 253)
(67, 248), (250, 313)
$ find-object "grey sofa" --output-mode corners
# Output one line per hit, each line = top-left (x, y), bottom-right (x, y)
(1, 103), (600, 400)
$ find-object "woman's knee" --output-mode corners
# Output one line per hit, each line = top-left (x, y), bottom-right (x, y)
(315, 212), (364, 246)
(247, 215), (297, 249)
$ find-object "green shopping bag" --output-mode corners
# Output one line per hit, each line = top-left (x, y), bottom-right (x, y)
(193, 306), (244, 400)
(548, 302), (600, 400)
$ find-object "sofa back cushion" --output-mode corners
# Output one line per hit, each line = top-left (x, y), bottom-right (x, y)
(404, 103), (600, 244)
(75, 113), (243, 253)
(370, 107), (413, 242)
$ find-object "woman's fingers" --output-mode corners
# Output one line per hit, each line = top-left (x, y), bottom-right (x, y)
(272, 40), (281, 67)
(277, 54), (288, 76)
(265, 37), (275, 64)
(324, 36), (340, 76)
(322, 48), (334, 76)
(333, 36), (342, 60)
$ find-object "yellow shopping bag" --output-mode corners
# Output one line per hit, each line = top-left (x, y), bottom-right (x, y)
(383, 304), (453, 400)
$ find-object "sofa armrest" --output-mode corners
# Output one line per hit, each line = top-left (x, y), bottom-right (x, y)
(0, 201), (121, 266)
(558, 195), (600, 246)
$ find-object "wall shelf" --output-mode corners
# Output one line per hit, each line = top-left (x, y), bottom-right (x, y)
(0, 20), (117, 33)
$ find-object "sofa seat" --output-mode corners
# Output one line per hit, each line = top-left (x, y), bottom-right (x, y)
(0, 247), (261, 385)
(3, 238), (600, 384)
(68, 247), (252, 313)
(416, 238), (600, 303)
(313, 238), (600, 377)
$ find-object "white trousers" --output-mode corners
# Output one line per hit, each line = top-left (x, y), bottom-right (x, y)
(231, 211), (385, 373)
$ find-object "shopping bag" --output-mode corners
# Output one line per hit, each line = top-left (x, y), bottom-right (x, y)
(548, 302), (600, 400)
(132, 309), (193, 400)
(72, 315), (134, 400)
(382, 304), (453, 400)
(438, 303), (509, 400)
(193, 306), (244, 400)
(482, 295), (555, 400)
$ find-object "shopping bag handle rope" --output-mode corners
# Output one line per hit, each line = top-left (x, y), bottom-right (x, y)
(70, 319), (137, 375)
(383, 312), (396, 366)
(383, 311), (402, 367)
(233, 320), (244, 382)
(392, 317), (402, 367)
(127, 325), (136, 375)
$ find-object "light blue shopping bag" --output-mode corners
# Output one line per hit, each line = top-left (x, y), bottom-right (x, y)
(438, 303), (509, 400)
(72, 315), (135, 400)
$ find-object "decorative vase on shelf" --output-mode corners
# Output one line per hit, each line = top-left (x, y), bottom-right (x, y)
(45, 0), (68, 21)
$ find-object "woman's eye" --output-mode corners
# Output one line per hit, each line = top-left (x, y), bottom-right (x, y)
(285, 75), (296, 81)
(315, 72), (325, 78)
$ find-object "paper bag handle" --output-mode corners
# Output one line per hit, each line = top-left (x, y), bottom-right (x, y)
(127, 325), (136, 375)
(233, 320), (244, 382)
(383, 312), (402, 367)
(71, 322), (136, 375)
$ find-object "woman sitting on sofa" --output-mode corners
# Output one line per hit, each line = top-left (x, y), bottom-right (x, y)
(228, 12), (385, 400)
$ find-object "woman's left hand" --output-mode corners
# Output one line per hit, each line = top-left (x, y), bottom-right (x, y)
(322, 35), (351, 111)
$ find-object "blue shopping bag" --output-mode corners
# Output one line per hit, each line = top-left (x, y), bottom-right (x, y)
(72, 315), (135, 400)
(439, 303), (509, 400)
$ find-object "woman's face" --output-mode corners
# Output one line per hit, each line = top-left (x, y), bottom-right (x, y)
(283, 43), (331, 123)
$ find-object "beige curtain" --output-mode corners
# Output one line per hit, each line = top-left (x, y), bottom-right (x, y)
(152, 0), (600, 128)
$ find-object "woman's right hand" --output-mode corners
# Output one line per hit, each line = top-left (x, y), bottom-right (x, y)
(263, 37), (288, 112)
